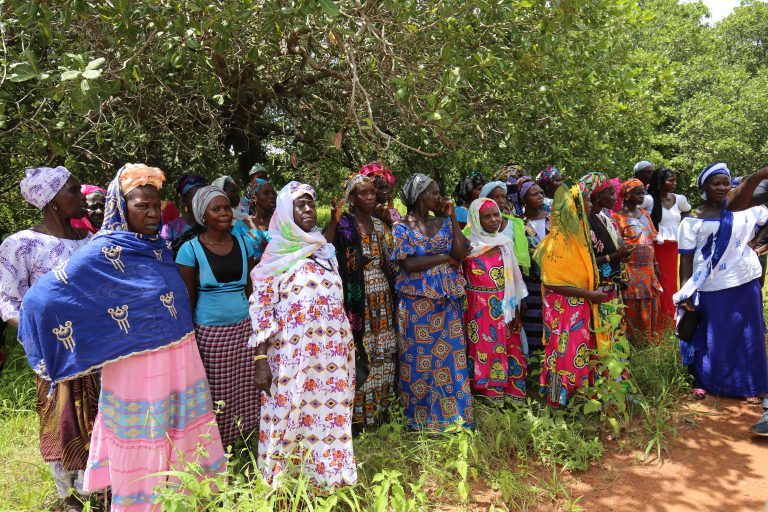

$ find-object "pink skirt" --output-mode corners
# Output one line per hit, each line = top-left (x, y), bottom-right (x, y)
(84, 334), (226, 511)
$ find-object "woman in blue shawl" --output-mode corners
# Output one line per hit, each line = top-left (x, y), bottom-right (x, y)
(18, 164), (225, 512)
(676, 163), (768, 402)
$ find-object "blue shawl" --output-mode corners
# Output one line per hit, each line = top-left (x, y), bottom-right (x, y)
(18, 169), (194, 384)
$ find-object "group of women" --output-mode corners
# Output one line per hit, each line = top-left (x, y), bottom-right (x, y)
(2, 159), (768, 511)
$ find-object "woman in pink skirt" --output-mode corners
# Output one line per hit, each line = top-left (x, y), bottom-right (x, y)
(18, 164), (225, 511)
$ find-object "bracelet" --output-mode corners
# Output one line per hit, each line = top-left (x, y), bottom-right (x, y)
(253, 354), (268, 362)
(606, 254), (611, 263)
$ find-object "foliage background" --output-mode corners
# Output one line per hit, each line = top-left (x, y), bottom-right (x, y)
(1, 0), (768, 232)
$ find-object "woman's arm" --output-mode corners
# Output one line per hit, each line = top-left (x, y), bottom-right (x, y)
(324, 198), (343, 243)
(678, 253), (694, 287)
(245, 257), (256, 297)
(446, 205), (468, 260)
(727, 166), (768, 211)
(400, 253), (455, 273)
(177, 264), (198, 312)
(545, 285), (609, 303)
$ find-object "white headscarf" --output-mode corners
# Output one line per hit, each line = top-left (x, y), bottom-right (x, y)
(466, 198), (528, 322)
(192, 185), (228, 225)
(20, 166), (71, 209)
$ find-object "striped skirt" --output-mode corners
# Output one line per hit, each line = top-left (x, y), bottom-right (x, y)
(84, 334), (225, 512)
(195, 318), (260, 446)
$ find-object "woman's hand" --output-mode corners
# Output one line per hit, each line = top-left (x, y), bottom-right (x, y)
(446, 254), (461, 268)
(442, 198), (456, 217)
(375, 203), (394, 226)
(586, 290), (611, 304)
(615, 245), (634, 261)
(254, 359), (273, 397)
(679, 297), (695, 312)
(509, 311), (522, 333)
(330, 197), (344, 224)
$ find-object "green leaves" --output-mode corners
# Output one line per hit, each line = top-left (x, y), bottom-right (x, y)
(8, 63), (38, 83)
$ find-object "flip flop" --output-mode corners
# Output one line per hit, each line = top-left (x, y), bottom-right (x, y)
(746, 396), (762, 404)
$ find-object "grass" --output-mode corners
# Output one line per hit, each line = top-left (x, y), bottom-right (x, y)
(0, 323), (693, 511)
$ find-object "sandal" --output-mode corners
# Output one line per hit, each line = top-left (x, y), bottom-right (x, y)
(691, 388), (706, 400)
(746, 396), (762, 404)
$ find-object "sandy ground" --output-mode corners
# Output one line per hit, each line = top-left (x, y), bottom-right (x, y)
(573, 397), (768, 512)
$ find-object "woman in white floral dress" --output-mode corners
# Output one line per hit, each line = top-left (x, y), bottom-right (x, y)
(249, 181), (357, 491)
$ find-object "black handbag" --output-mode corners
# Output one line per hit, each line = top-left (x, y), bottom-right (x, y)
(676, 309), (701, 343)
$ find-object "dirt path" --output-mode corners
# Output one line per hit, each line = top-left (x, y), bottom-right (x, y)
(572, 397), (768, 512)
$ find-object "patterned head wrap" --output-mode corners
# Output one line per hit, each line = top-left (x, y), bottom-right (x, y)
(621, 178), (645, 198)
(535, 166), (561, 187)
(633, 160), (654, 176)
(211, 175), (235, 190)
(81, 184), (106, 197)
(494, 163), (526, 182)
(175, 174), (206, 197)
(698, 163), (731, 200)
(245, 177), (270, 215)
(400, 173), (435, 207)
(120, 163), (165, 195)
(466, 197), (528, 322)
(359, 162), (396, 187)
(20, 166), (71, 209)
(579, 172), (614, 197)
(344, 174), (372, 205)
(249, 163), (266, 177)
(516, 177), (536, 202)
(479, 181), (507, 199)
(192, 185), (228, 225)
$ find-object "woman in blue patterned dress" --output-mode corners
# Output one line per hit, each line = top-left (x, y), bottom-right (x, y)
(391, 173), (474, 431)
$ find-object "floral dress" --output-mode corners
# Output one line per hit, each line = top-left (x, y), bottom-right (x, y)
(463, 249), (526, 401)
(391, 218), (474, 430)
(612, 210), (662, 342)
(250, 259), (357, 491)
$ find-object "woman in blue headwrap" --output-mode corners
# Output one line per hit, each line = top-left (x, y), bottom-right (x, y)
(232, 177), (277, 260)
(18, 164), (226, 511)
(676, 163), (768, 402)
(161, 173), (206, 242)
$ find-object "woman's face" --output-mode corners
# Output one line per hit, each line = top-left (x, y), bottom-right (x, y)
(224, 181), (240, 208)
(373, 176), (391, 204)
(254, 183), (277, 212)
(352, 181), (377, 214)
(488, 187), (510, 213)
(126, 185), (162, 235)
(51, 176), (86, 220)
(596, 185), (616, 211)
(523, 184), (545, 212)
(582, 191), (592, 216)
(293, 193), (317, 232)
(470, 184), (484, 202)
(625, 185), (646, 207)
(704, 174), (731, 205)
(663, 174), (677, 193)
(418, 181), (443, 212)
(204, 195), (233, 232)
(85, 192), (106, 228)
(479, 205), (502, 233)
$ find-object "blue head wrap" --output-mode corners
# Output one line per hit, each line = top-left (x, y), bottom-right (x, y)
(18, 166), (194, 385)
(697, 162), (730, 199)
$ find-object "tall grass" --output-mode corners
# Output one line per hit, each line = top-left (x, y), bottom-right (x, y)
(0, 324), (691, 511)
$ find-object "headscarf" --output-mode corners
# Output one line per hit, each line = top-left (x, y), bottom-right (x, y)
(633, 160), (653, 176)
(81, 184), (106, 197)
(176, 173), (206, 197)
(479, 181), (507, 200)
(344, 173), (372, 205)
(359, 162), (396, 187)
(621, 178), (645, 198)
(120, 163), (165, 195)
(18, 165), (193, 385)
(536, 166), (561, 187)
(20, 166), (71, 209)
(70, 184), (107, 234)
(698, 162), (730, 200)
(579, 172), (614, 198)
(466, 198), (528, 322)
(534, 183), (597, 291)
(494, 163), (526, 183)
(211, 175), (235, 190)
(508, 176), (535, 213)
(400, 173), (435, 208)
(192, 185), (228, 225)
(249, 163), (266, 177)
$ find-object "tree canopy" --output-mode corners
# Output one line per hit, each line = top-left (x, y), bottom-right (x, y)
(2, 0), (768, 230)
